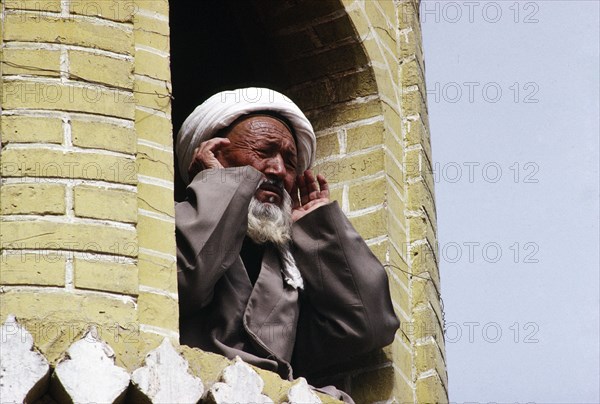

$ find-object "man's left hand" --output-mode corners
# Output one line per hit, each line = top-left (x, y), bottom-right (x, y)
(291, 170), (330, 222)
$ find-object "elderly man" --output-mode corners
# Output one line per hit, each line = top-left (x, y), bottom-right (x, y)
(175, 88), (399, 392)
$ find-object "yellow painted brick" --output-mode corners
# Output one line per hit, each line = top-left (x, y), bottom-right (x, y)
(348, 208), (386, 241)
(348, 176), (385, 211)
(137, 143), (174, 182)
(5, 0), (61, 12)
(386, 179), (406, 218)
(137, 182), (174, 217)
(390, 338), (413, 385)
(138, 252), (176, 293)
(133, 76), (172, 112)
(368, 239), (387, 263)
(327, 187), (342, 205)
(388, 245), (410, 289)
(2, 81), (135, 119)
(388, 270), (409, 316)
(134, 29), (169, 53)
(0, 253), (65, 286)
(404, 118), (432, 169)
(408, 179), (436, 223)
(134, 13), (169, 35)
(332, 68), (378, 103)
(413, 305), (444, 343)
(1, 115), (63, 144)
(1, 148), (137, 184)
(384, 128), (404, 164)
(73, 185), (137, 223)
(364, 0), (395, 32)
(74, 258), (138, 295)
(315, 132), (340, 160)
(385, 153), (405, 195)
(135, 108), (172, 146)
(1, 48), (61, 77)
(416, 371), (448, 404)
(0, 290), (137, 365)
(307, 99), (382, 132)
(134, 48), (170, 81)
(350, 365), (395, 403)
(71, 119), (136, 154)
(287, 43), (368, 85)
(136, 214), (175, 255)
(346, 122), (384, 153)
(313, 149), (383, 184)
(137, 292), (178, 330)
(416, 341), (447, 386)
(3, 14), (134, 55)
(136, 0), (169, 16)
(0, 183), (65, 215)
(0, 221), (137, 257)
(69, 50), (134, 89)
(69, 0), (135, 22)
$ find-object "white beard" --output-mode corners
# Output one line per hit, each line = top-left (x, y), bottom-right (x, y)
(246, 189), (304, 289)
(246, 190), (292, 246)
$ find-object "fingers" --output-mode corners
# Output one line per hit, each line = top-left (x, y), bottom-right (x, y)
(188, 138), (231, 178)
(316, 174), (329, 198)
(297, 170), (329, 205)
(290, 182), (300, 209)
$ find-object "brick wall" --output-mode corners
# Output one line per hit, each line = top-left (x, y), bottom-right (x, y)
(0, 0), (446, 402)
(0, 0), (176, 370)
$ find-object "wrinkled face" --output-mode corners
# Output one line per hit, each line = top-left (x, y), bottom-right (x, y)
(218, 115), (297, 206)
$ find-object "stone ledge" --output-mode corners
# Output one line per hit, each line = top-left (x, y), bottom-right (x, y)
(0, 315), (342, 403)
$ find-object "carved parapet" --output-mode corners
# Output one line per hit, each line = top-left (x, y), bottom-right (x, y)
(0, 315), (341, 403)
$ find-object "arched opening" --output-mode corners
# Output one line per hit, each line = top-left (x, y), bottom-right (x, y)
(170, 0), (391, 398)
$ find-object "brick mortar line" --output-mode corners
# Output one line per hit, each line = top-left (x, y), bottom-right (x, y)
(138, 285), (178, 301)
(138, 247), (175, 262)
(136, 105), (169, 119)
(137, 138), (173, 153)
(1, 177), (137, 192)
(2, 142), (136, 159)
(134, 44), (169, 58)
(138, 208), (174, 223)
(137, 175), (173, 190)
(3, 41), (134, 61)
(1, 249), (136, 264)
(139, 324), (179, 339)
(1, 109), (134, 127)
(386, 267), (410, 295)
(389, 238), (410, 264)
(387, 175), (407, 204)
(4, 9), (134, 31)
(135, 8), (169, 22)
(2, 75), (134, 97)
(314, 114), (384, 135)
(0, 285), (138, 305)
(356, 6), (402, 109)
(313, 143), (383, 165)
(391, 362), (415, 389)
(1, 214), (137, 230)
(365, 234), (388, 246)
(345, 203), (384, 218)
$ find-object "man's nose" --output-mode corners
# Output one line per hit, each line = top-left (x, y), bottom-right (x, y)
(263, 154), (286, 178)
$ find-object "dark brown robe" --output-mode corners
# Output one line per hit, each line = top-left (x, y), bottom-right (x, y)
(176, 166), (399, 381)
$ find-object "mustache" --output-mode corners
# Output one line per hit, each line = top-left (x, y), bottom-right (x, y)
(259, 178), (284, 192)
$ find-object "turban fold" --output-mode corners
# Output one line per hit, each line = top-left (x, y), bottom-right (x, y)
(176, 87), (316, 184)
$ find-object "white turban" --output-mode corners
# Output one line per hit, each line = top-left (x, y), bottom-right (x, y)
(176, 87), (316, 184)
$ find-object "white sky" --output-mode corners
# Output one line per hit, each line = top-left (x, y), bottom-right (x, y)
(420, 1), (600, 402)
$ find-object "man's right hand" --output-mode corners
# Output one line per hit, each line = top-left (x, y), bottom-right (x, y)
(187, 138), (231, 180)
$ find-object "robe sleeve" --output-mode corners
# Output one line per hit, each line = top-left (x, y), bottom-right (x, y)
(290, 201), (400, 374)
(176, 166), (263, 316)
